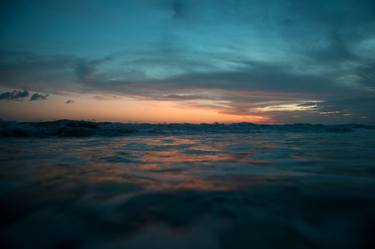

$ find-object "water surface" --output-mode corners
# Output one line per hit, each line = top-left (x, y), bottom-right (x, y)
(1, 130), (375, 249)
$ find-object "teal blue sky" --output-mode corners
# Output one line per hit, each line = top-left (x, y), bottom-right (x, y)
(1, 0), (375, 123)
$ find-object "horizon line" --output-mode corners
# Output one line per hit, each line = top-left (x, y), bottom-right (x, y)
(1, 118), (373, 126)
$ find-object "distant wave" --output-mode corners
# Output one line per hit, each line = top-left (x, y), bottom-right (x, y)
(0, 120), (374, 138)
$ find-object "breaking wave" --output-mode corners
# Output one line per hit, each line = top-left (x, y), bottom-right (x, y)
(0, 119), (373, 138)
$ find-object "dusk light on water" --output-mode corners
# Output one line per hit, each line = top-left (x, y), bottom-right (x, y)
(1, 1), (375, 248)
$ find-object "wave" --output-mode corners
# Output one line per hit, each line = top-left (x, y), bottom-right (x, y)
(0, 119), (374, 138)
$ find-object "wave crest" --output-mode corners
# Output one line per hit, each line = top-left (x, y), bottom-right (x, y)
(0, 120), (373, 138)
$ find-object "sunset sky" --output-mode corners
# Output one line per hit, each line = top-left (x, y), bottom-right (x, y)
(1, 0), (375, 123)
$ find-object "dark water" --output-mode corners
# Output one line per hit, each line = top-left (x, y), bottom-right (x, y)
(1, 130), (375, 249)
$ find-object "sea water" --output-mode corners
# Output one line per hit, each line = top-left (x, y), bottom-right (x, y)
(0, 126), (374, 249)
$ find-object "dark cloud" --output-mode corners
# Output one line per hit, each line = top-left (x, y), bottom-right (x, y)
(0, 89), (49, 102)
(0, 89), (29, 100)
(304, 31), (358, 65)
(75, 56), (114, 83)
(355, 60), (375, 90)
(0, 50), (77, 93)
(171, 0), (187, 20)
(156, 62), (342, 93)
(30, 93), (48, 101)
(65, 99), (74, 104)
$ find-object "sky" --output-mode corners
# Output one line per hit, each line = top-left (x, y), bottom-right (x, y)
(0, 0), (375, 124)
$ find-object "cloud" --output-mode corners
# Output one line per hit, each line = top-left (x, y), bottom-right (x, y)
(65, 99), (74, 104)
(75, 56), (115, 83)
(171, 0), (187, 20)
(30, 93), (48, 101)
(0, 89), (49, 102)
(0, 90), (29, 100)
(253, 101), (321, 113)
(0, 50), (78, 93)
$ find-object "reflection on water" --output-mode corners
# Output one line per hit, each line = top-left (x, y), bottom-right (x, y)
(1, 131), (375, 249)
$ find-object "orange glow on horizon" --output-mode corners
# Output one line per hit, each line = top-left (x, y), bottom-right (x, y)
(0, 94), (273, 124)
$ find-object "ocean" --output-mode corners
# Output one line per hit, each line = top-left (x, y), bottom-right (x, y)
(0, 121), (374, 249)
